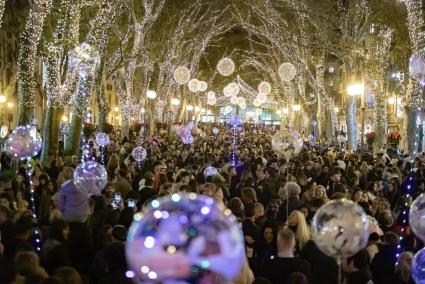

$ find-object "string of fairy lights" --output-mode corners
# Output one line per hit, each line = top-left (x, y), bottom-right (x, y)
(17, 0), (53, 120)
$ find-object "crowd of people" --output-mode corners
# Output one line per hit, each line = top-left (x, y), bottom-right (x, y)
(0, 122), (423, 284)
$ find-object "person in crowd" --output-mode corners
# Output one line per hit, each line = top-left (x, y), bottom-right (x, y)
(277, 182), (304, 224)
(371, 231), (400, 284)
(286, 210), (310, 251)
(41, 218), (70, 274)
(259, 228), (311, 283)
(342, 249), (372, 284)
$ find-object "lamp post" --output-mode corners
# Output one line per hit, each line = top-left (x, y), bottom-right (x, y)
(347, 71), (365, 151)
(146, 90), (156, 135)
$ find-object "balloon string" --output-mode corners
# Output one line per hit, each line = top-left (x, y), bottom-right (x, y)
(337, 257), (342, 284)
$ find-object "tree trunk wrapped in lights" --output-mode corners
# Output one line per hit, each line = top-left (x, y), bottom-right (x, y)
(17, 0), (53, 125)
(0, 0), (5, 28)
(405, 0), (425, 156)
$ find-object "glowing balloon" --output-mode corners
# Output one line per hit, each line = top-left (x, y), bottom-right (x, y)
(182, 134), (194, 145)
(126, 193), (245, 282)
(272, 129), (303, 157)
(204, 166), (218, 177)
(132, 147), (147, 162)
(95, 132), (110, 147)
(213, 127), (219, 135)
(6, 125), (42, 159)
(412, 248), (425, 284)
(409, 193), (425, 241)
(312, 199), (369, 258)
(73, 161), (108, 196)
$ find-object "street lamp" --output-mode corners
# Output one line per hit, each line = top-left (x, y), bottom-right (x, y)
(0, 95), (6, 104)
(186, 105), (194, 111)
(61, 115), (68, 122)
(292, 104), (301, 111)
(388, 97), (396, 105)
(282, 107), (289, 114)
(114, 107), (119, 112)
(146, 90), (157, 99)
(347, 70), (366, 151)
(7, 102), (13, 109)
(347, 83), (365, 96)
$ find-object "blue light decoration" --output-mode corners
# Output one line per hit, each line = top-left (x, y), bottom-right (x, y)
(229, 116), (241, 166)
(395, 173), (415, 264)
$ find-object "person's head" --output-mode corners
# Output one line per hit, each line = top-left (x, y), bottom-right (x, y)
(0, 204), (11, 225)
(180, 171), (190, 184)
(342, 249), (369, 273)
(277, 228), (295, 253)
(256, 167), (265, 180)
(329, 171), (341, 183)
(314, 185), (327, 199)
(14, 215), (34, 240)
(0, 258), (17, 284)
(111, 225), (127, 242)
(279, 182), (301, 199)
(286, 272), (309, 284)
(200, 183), (224, 204)
(241, 187), (257, 204)
(39, 173), (49, 186)
(244, 202), (256, 219)
(228, 166), (237, 177)
(352, 190), (363, 203)
(254, 202), (264, 219)
(228, 197), (244, 220)
(14, 251), (40, 277)
(383, 231), (400, 246)
(262, 221), (278, 244)
(49, 219), (70, 243)
(374, 198), (390, 213)
(54, 266), (83, 284)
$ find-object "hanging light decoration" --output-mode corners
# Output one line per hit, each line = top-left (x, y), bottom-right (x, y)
(258, 81), (272, 95)
(224, 105), (233, 114)
(207, 97), (217, 106)
(173, 66), (191, 85)
(253, 98), (261, 107)
(257, 93), (267, 104)
(188, 79), (200, 93)
(230, 95), (238, 105)
(278, 62), (297, 82)
(223, 83), (240, 97)
(198, 80), (208, 92)
(207, 91), (216, 99)
(236, 96), (246, 106)
(217, 57), (235, 76)
(239, 102), (247, 109)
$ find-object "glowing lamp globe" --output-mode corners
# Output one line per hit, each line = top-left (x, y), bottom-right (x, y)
(217, 57), (235, 76)
(230, 96), (238, 105)
(278, 62), (297, 82)
(258, 81), (272, 95)
(236, 96), (246, 106)
(223, 83), (240, 97)
(207, 91), (216, 100)
(198, 81), (208, 92)
(73, 161), (108, 196)
(173, 66), (191, 85)
(347, 83), (364, 96)
(171, 98), (180, 106)
(6, 125), (42, 159)
(126, 193), (245, 282)
(95, 132), (110, 147)
(186, 105), (194, 111)
(253, 98), (261, 107)
(147, 90), (157, 99)
(207, 97), (217, 106)
(188, 79), (200, 93)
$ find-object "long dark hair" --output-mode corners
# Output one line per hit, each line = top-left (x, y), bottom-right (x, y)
(49, 219), (68, 243)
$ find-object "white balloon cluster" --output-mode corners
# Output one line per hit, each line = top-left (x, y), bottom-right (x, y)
(278, 62), (297, 82)
(236, 97), (246, 109)
(217, 57), (235, 76)
(173, 66), (191, 85)
(188, 79), (208, 93)
(271, 129), (303, 159)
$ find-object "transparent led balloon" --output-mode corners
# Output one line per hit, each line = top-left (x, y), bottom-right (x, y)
(203, 166), (218, 177)
(412, 248), (425, 284)
(409, 193), (425, 242)
(312, 199), (369, 258)
(217, 57), (235, 77)
(73, 161), (108, 196)
(213, 127), (219, 135)
(6, 125), (42, 159)
(278, 62), (297, 82)
(173, 66), (191, 85)
(95, 132), (110, 147)
(271, 129), (303, 158)
(126, 193), (245, 283)
(132, 147), (147, 163)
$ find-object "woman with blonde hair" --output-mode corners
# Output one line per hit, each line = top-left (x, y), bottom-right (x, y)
(287, 210), (310, 250)
(314, 185), (329, 202)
